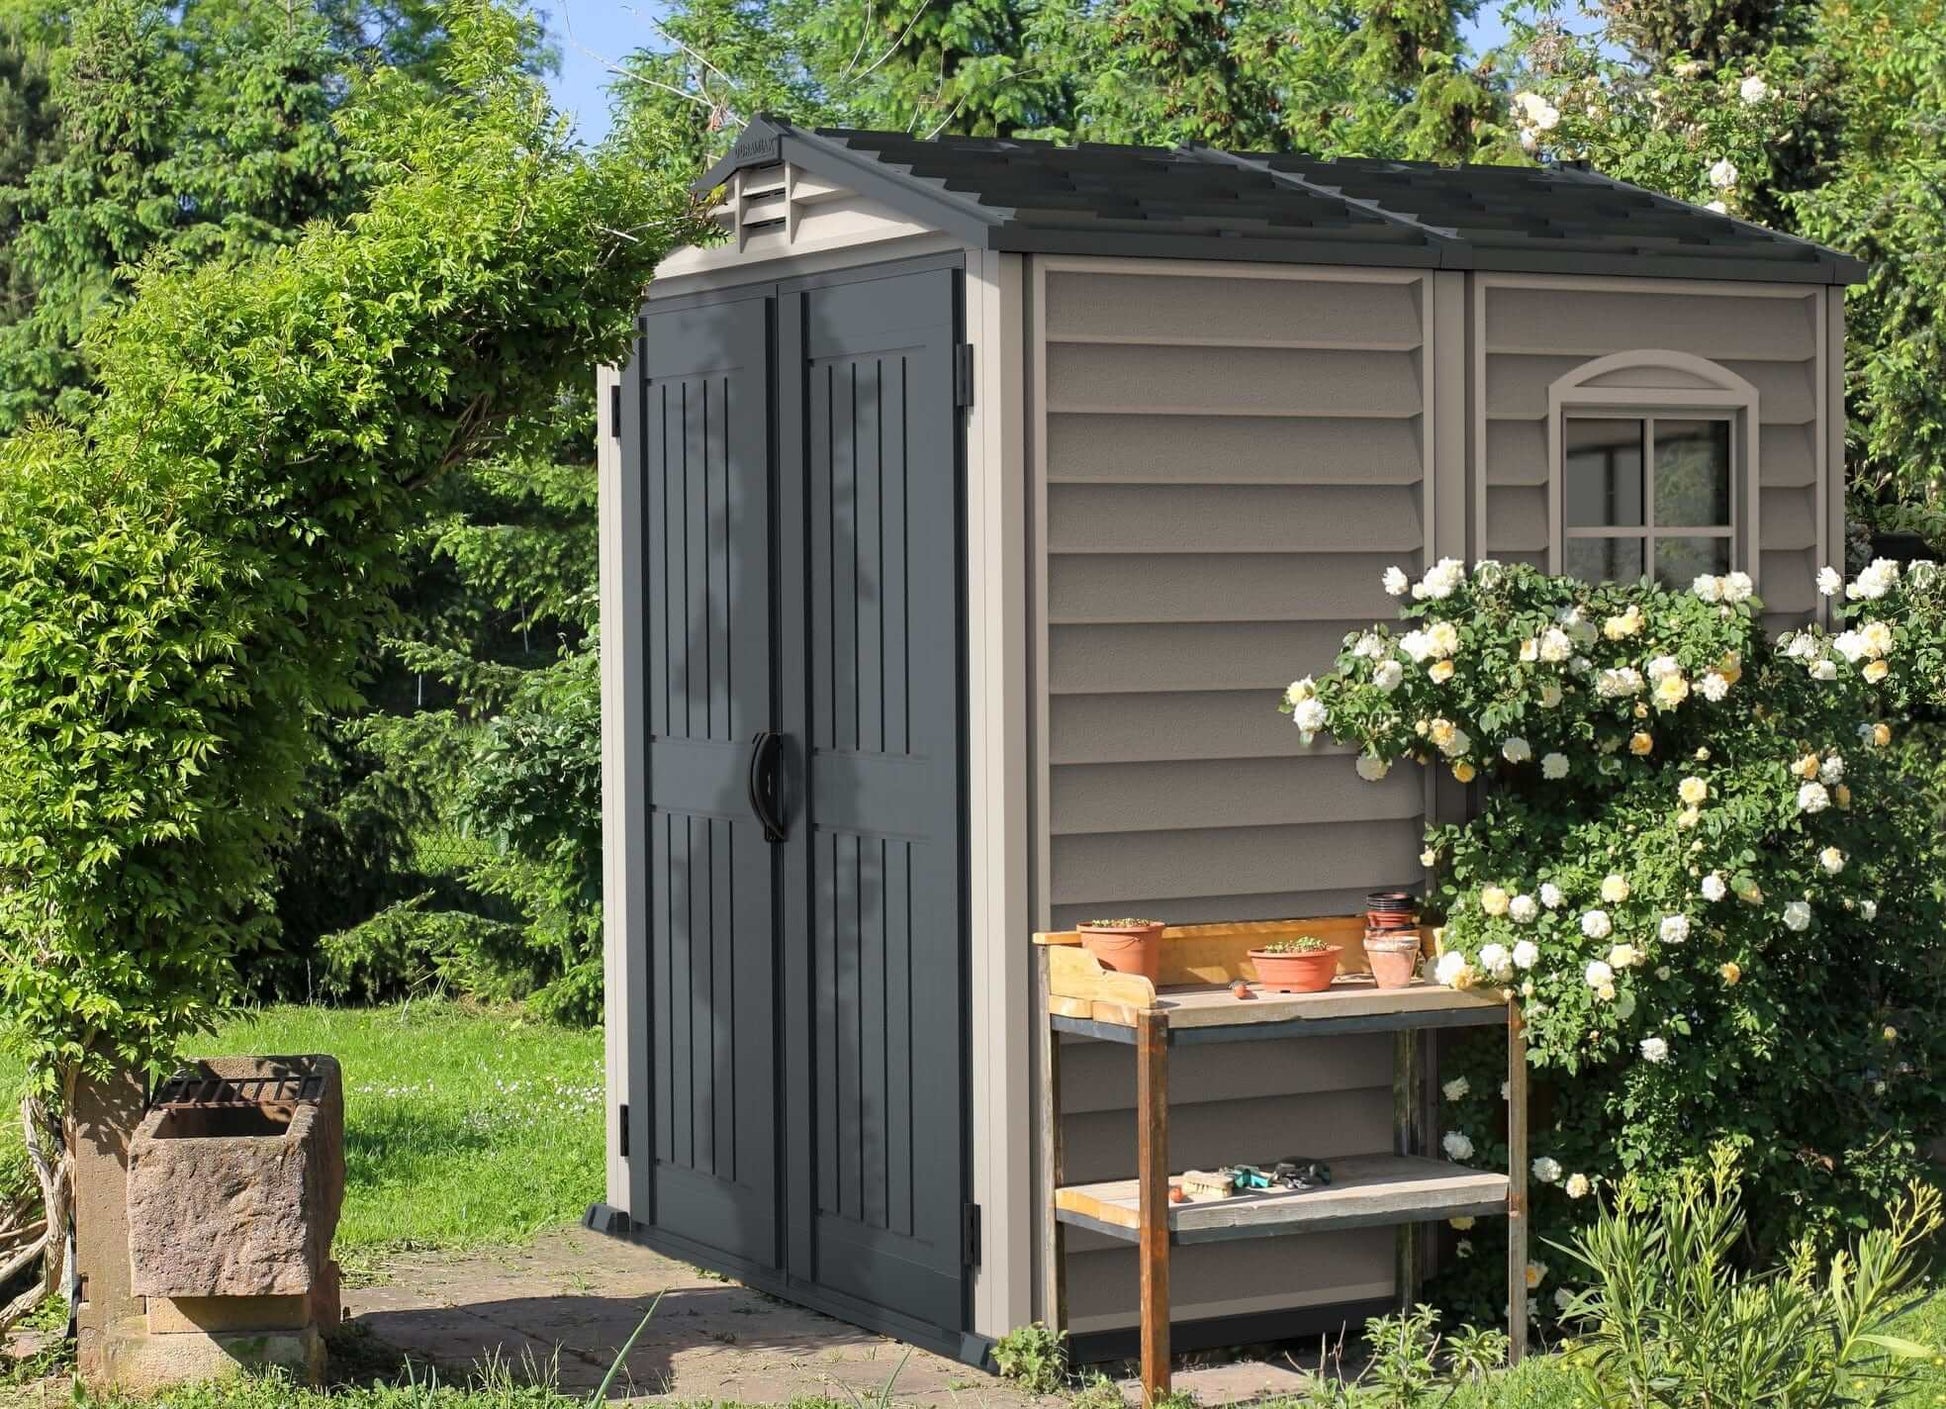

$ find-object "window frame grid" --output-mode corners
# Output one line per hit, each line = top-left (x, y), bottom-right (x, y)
(1561, 413), (1738, 587)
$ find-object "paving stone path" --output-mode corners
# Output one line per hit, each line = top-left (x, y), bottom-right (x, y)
(344, 1225), (1320, 1406)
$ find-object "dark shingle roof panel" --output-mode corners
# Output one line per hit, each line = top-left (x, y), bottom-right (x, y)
(695, 118), (1864, 284)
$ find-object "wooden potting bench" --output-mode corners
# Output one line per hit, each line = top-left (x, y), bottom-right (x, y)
(1033, 919), (1528, 1406)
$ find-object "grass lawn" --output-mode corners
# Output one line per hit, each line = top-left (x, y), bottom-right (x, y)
(0, 1002), (603, 1263)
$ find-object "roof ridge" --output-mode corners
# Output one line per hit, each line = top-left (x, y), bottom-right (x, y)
(1181, 145), (1470, 259)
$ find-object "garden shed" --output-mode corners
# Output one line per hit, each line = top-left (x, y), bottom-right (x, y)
(590, 117), (1864, 1366)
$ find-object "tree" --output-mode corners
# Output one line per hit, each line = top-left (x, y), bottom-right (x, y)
(0, 0), (692, 1311)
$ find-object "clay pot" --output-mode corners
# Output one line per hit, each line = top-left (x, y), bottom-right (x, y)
(1365, 890), (1419, 934)
(1079, 921), (1165, 983)
(1363, 932), (1422, 989)
(1249, 946), (1342, 993)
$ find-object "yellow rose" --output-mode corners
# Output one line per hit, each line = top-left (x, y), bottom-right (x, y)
(1679, 776), (1709, 806)
(1883, 1025), (1899, 1044)
(1450, 1215), (1476, 1230)
(1794, 753), (1822, 780)
(1629, 732), (1654, 756)
(1480, 886), (1511, 917)
(1861, 622), (1893, 656)
(1429, 660), (1456, 683)
(1633, 702), (1650, 720)
(1835, 783), (1852, 809)
(1863, 660), (1890, 683)
(1720, 961), (1741, 985)
(1654, 674), (1690, 709)
(1717, 652), (1743, 685)
(1601, 873), (1631, 903)
(1453, 760), (1478, 783)
(1872, 722), (1893, 747)
(1428, 718), (1455, 747)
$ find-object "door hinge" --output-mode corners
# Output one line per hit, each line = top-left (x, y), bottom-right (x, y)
(618, 1104), (630, 1159)
(962, 1202), (982, 1267)
(609, 383), (623, 440)
(954, 343), (975, 409)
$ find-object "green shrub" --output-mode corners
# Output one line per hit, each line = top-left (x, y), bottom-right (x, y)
(991, 1321), (1069, 1393)
(1559, 1151), (1942, 1408)
(1300, 1304), (1509, 1407)
(1291, 559), (1946, 1318)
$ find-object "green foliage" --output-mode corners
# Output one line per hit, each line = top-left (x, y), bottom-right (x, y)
(990, 1321), (1069, 1393)
(1560, 1151), (1942, 1407)
(0, 0), (695, 1085)
(1301, 1304), (1510, 1406)
(1296, 558), (1946, 1318)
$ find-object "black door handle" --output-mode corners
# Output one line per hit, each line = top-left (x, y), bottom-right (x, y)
(747, 731), (786, 843)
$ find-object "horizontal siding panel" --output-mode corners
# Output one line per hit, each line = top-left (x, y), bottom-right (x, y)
(1759, 486), (1818, 550)
(1046, 344), (1422, 418)
(1049, 552), (1403, 624)
(1484, 287), (1817, 361)
(1047, 414), (1423, 486)
(1064, 1086), (1395, 1184)
(1761, 548), (1817, 619)
(1485, 419), (1549, 486)
(1484, 353), (1815, 423)
(1065, 1226), (1394, 1330)
(1047, 484), (1422, 554)
(1485, 484), (1549, 554)
(1049, 622), (1356, 694)
(1046, 271), (1422, 349)
(1050, 691), (1367, 764)
(1058, 1032), (1393, 1116)
(1050, 886), (1413, 929)
(1051, 756), (1421, 836)
(1760, 423), (1817, 488)
(1051, 819), (1423, 905)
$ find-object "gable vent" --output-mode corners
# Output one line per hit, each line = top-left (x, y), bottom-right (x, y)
(709, 163), (859, 251)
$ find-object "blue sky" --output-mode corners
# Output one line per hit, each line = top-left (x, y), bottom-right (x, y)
(535, 1), (1524, 147)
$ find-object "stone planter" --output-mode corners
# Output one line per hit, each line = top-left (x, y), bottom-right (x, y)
(110, 1056), (343, 1389)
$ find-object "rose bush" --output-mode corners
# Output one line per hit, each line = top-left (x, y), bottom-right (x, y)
(1282, 558), (1946, 1321)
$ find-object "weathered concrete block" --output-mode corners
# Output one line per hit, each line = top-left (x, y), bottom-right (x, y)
(102, 1313), (326, 1392)
(125, 1056), (343, 1301)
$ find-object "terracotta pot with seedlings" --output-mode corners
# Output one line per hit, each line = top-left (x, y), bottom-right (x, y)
(1249, 936), (1341, 993)
(1077, 918), (1166, 983)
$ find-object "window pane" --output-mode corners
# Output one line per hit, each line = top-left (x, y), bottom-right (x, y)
(1654, 536), (1731, 589)
(1655, 420), (1732, 527)
(1567, 536), (1646, 584)
(1565, 419), (1645, 528)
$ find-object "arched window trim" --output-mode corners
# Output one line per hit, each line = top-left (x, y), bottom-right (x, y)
(1545, 350), (1762, 580)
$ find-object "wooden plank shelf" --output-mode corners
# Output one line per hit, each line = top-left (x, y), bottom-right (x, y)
(1055, 1154), (1512, 1244)
(1033, 915), (1529, 1407)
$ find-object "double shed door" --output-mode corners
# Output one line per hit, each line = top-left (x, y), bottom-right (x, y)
(630, 264), (970, 1341)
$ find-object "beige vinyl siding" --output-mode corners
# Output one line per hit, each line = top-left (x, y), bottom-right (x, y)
(1475, 276), (1829, 629)
(1034, 259), (1432, 1328)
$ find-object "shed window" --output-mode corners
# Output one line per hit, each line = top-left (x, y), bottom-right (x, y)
(1563, 415), (1735, 588)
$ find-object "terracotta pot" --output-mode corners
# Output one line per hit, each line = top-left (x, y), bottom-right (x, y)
(1363, 933), (1422, 989)
(1365, 890), (1419, 934)
(1079, 921), (1165, 983)
(1249, 946), (1341, 994)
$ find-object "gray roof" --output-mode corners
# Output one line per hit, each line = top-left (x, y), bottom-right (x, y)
(698, 117), (1865, 285)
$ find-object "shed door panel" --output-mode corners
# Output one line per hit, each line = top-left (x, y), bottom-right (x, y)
(637, 296), (778, 1268)
(781, 268), (967, 1331)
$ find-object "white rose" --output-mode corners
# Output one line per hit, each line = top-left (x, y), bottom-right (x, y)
(1819, 846), (1846, 874)
(1427, 621), (1460, 658)
(1702, 872), (1728, 902)
(1538, 628), (1572, 663)
(1699, 672), (1730, 702)
(1708, 157), (1739, 189)
(1400, 629), (1434, 662)
(1724, 571), (1754, 602)
(1705, 200), (1728, 214)
(1783, 900), (1812, 932)
(1659, 915), (1690, 944)
(1542, 752), (1569, 780)
(1817, 565), (1843, 597)
(1509, 895), (1539, 924)
(1374, 659), (1405, 692)
(1812, 659), (1838, 681)
(1600, 873), (1630, 903)
(1820, 754), (1847, 784)
(1640, 1036), (1670, 1063)
(1797, 781), (1830, 814)
(1607, 942), (1642, 970)
(1532, 1156), (1562, 1184)
(1692, 575), (1724, 604)
(1581, 910), (1612, 940)
(1284, 677), (1317, 705)
(1502, 736), (1532, 764)
(1356, 754), (1391, 782)
(1584, 959), (1614, 989)
(1442, 1076), (1470, 1101)
(1565, 1173), (1591, 1200)
(1848, 558), (1900, 600)
(1442, 1130), (1475, 1162)
(1862, 900), (1878, 921)
(1415, 558), (1466, 600)
(1540, 882), (1565, 909)
(1434, 951), (1473, 987)
(1353, 632), (1385, 659)
(1478, 943), (1513, 980)
(1834, 630), (1870, 663)
(1740, 74), (1770, 103)
(1383, 565), (1411, 596)
(1292, 698), (1328, 734)
(1512, 939), (1539, 970)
